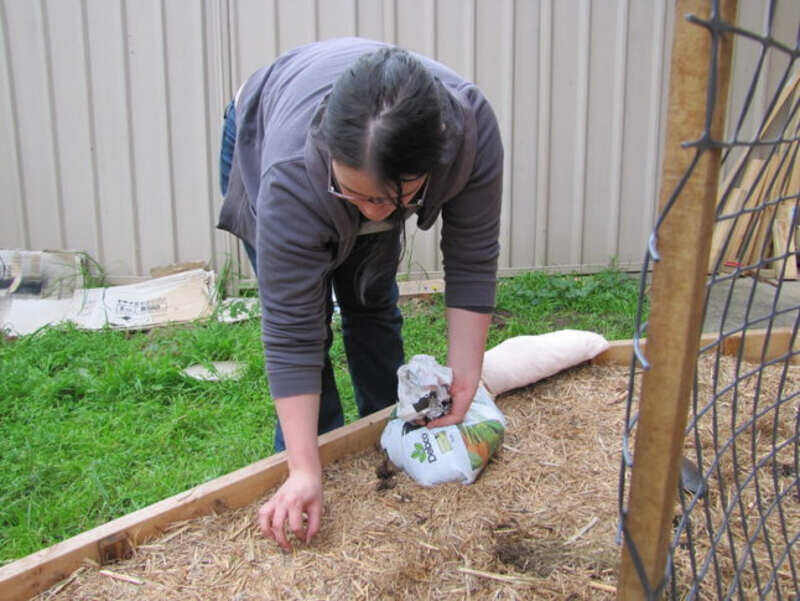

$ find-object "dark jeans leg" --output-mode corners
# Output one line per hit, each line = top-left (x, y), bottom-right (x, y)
(219, 100), (236, 196)
(242, 241), (345, 453)
(333, 230), (404, 417)
(242, 238), (257, 273)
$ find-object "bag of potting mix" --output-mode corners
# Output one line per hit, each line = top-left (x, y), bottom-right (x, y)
(381, 333), (610, 486)
(380, 355), (505, 486)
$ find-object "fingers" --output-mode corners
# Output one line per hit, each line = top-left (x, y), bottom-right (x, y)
(427, 394), (472, 428)
(426, 404), (468, 428)
(288, 503), (307, 545)
(257, 477), (322, 551)
(305, 503), (321, 543)
(426, 412), (464, 428)
(271, 504), (291, 551)
(258, 500), (274, 538)
(257, 468), (323, 551)
(257, 497), (293, 551)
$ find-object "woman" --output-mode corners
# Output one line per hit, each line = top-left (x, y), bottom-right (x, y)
(218, 38), (502, 550)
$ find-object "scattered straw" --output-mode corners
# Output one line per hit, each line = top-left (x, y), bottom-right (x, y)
(29, 357), (796, 600)
(159, 524), (191, 544)
(27, 362), (628, 600)
(589, 581), (617, 593)
(44, 568), (85, 599)
(565, 516), (599, 544)
(657, 353), (800, 599)
(457, 567), (537, 584)
(97, 570), (144, 585)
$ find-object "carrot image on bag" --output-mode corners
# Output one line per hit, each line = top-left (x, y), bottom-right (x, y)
(458, 420), (505, 470)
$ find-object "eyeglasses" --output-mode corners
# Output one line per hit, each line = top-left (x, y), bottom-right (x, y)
(328, 160), (429, 209)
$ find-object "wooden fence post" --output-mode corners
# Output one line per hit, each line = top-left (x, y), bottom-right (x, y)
(617, 1), (737, 599)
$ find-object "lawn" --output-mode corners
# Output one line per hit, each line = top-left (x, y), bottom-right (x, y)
(0, 268), (646, 565)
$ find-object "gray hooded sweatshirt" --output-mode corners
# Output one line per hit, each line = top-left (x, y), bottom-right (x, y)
(218, 38), (503, 399)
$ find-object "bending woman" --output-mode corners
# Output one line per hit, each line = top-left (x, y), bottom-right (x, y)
(217, 37), (503, 550)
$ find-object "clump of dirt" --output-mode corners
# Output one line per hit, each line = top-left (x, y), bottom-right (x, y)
(495, 538), (569, 577)
(375, 479), (396, 491)
(494, 534), (614, 578)
(375, 455), (397, 491)
(375, 456), (395, 480)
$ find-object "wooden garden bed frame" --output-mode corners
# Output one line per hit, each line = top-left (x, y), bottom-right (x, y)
(1, 326), (795, 601)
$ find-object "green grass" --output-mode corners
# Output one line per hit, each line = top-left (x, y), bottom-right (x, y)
(491, 268), (646, 344)
(0, 268), (646, 564)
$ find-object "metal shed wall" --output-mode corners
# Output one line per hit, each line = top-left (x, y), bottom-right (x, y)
(0, 1), (796, 282)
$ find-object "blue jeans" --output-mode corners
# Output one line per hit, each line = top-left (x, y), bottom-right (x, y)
(243, 233), (404, 453)
(219, 100), (236, 196)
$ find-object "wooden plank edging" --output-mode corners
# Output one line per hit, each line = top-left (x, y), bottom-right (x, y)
(0, 407), (393, 601)
(396, 278), (444, 297)
(590, 327), (798, 367)
(2, 326), (796, 601)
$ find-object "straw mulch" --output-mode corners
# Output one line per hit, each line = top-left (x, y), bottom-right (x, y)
(33, 355), (799, 600)
(36, 362), (628, 601)
(668, 353), (800, 600)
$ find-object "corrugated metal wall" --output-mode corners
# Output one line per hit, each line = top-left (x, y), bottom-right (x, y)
(1, 0), (228, 281)
(0, 1), (796, 283)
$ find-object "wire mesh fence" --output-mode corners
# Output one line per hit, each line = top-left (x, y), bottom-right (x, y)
(619, 1), (799, 599)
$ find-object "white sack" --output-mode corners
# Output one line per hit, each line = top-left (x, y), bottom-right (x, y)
(381, 384), (505, 486)
(481, 330), (610, 396)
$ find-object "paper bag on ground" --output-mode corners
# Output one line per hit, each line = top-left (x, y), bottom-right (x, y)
(1, 268), (216, 336)
(72, 269), (216, 330)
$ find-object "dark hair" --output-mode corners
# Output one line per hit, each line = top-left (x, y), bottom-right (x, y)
(322, 47), (446, 194)
(322, 47), (446, 303)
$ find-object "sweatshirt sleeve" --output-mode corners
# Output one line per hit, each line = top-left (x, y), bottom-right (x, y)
(440, 88), (503, 310)
(256, 161), (335, 399)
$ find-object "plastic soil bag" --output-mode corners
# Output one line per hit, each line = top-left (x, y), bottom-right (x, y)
(381, 383), (506, 486)
(396, 354), (454, 422)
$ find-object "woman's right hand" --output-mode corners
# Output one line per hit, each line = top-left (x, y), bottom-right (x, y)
(258, 467), (323, 551)
(259, 393), (324, 550)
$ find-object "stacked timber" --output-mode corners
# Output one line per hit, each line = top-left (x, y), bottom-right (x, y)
(708, 72), (800, 280)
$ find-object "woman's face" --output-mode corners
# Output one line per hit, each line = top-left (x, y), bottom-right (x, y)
(331, 160), (427, 222)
